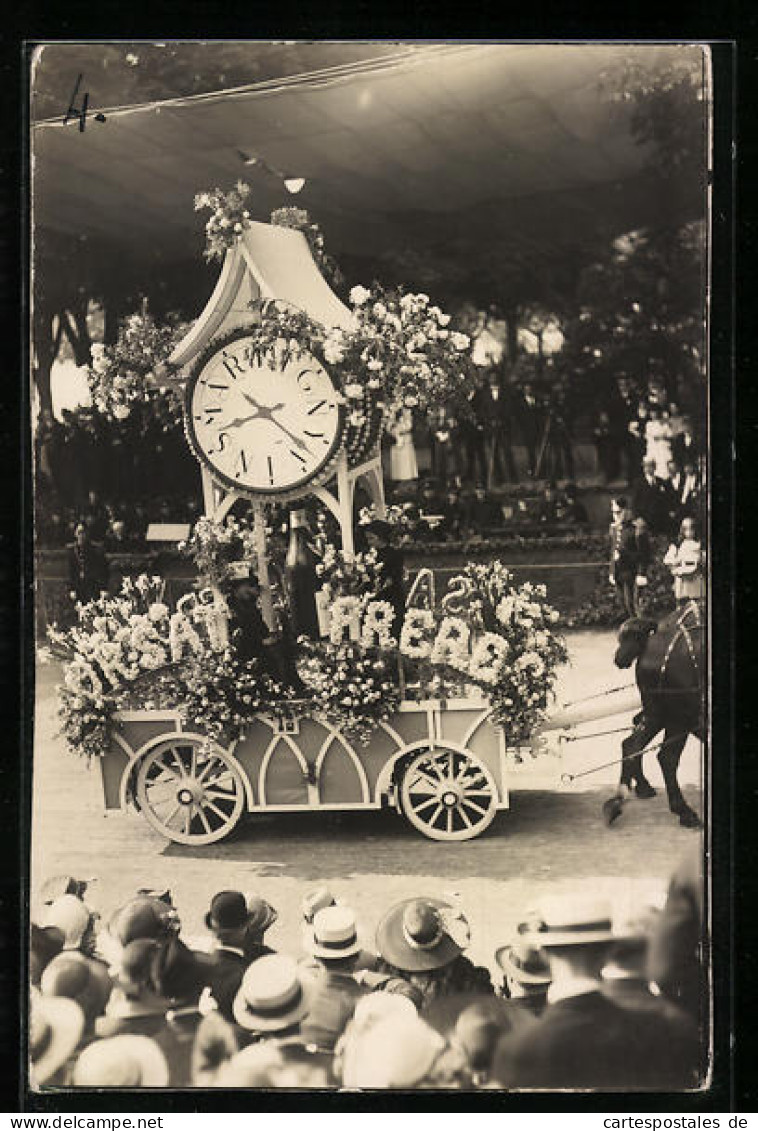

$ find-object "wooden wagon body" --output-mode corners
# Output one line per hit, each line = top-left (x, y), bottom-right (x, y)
(99, 697), (562, 845)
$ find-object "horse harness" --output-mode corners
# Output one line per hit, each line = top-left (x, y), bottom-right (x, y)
(658, 600), (703, 693)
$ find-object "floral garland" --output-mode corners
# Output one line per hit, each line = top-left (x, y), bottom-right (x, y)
(177, 648), (299, 743)
(297, 638), (401, 746)
(179, 515), (258, 591)
(87, 311), (190, 424)
(194, 181), (253, 262)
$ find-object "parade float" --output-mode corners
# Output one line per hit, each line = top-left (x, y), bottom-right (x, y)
(49, 189), (568, 845)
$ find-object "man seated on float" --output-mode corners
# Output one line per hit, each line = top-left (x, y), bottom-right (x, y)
(225, 564), (301, 690)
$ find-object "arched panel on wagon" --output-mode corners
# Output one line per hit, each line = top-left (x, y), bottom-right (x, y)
(259, 733), (311, 807)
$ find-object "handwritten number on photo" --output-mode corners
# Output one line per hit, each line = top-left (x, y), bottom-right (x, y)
(64, 73), (106, 132)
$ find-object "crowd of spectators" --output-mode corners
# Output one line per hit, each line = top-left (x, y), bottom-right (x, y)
(31, 850), (704, 1091)
(36, 366), (705, 559)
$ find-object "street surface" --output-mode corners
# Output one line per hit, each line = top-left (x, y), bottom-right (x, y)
(30, 630), (703, 978)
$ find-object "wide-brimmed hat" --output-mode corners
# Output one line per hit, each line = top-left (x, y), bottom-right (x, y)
(232, 955), (312, 1033)
(114, 938), (162, 994)
(495, 941), (552, 987)
(521, 896), (616, 948)
(29, 994), (85, 1086)
(72, 1035), (169, 1087)
(245, 896), (278, 936)
(40, 953), (112, 1021)
(376, 898), (469, 973)
(307, 906), (361, 960)
(40, 896), (92, 951)
(39, 875), (92, 904)
(341, 1015), (446, 1088)
(108, 897), (176, 948)
(301, 887), (336, 924)
(30, 923), (65, 984)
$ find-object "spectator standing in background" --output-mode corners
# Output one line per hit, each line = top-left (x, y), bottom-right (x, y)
(672, 416), (699, 470)
(428, 405), (457, 486)
(593, 409), (617, 483)
(664, 518), (704, 605)
(628, 402), (650, 479)
(609, 497), (639, 618)
(67, 522), (108, 605)
(516, 381), (542, 479)
(459, 385), (487, 485)
(471, 370), (518, 487)
(679, 460), (702, 519)
(644, 406), (674, 479)
(632, 458), (669, 536)
(388, 405), (418, 485)
(608, 374), (640, 483)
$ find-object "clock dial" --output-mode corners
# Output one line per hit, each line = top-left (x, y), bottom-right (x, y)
(186, 332), (344, 497)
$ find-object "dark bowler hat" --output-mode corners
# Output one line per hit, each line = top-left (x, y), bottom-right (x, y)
(205, 890), (249, 932)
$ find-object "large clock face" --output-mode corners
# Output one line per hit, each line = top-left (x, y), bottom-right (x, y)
(185, 331), (344, 497)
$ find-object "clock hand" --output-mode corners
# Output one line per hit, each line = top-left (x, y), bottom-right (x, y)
(265, 413), (312, 453)
(222, 403), (311, 454)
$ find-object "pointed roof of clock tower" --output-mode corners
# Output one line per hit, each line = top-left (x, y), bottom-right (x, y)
(169, 221), (353, 373)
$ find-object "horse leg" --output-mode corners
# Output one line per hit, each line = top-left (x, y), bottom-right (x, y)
(603, 718), (660, 825)
(624, 716), (660, 798)
(658, 729), (700, 828)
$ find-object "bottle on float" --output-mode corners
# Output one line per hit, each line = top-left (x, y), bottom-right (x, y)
(285, 508), (320, 639)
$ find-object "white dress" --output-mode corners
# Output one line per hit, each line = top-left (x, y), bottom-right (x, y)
(664, 538), (704, 601)
(389, 408), (419, 481)
(645, 418), (674, 478)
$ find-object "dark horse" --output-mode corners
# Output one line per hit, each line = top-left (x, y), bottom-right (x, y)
(602, 600), (704, 829)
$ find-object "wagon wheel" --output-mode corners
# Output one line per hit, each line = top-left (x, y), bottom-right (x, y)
(399, 746), (498, 841)
(135, 737), (246, 846)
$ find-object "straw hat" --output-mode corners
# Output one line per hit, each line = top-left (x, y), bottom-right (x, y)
(40, 896), (92, 951)
(29, 995), (85, 1086)
(40, 953), (112, 1021)
(351, 991), (418, 1030)
(521, 896), (617, 948)
(72, 1035), (169, 1087)
(307, 906), (361, 960)
(494, 941), (552, 986)
(301, 887), (336, 924)
(232, 955), (312, 1033)
(341, 1015), (446, 1088)
(376, 898), (469, 973)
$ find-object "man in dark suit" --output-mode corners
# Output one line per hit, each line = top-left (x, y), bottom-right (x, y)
(607, 374), (640, 482)
(491, 896), (700, 1090)
(471, 372), (518, 487)
(203, 891), (276, 1021)
(516, 382), (542, 478)
(632, 458), (669, 535)
(672, 417), (699, 470)
(67, 522), (109, 604)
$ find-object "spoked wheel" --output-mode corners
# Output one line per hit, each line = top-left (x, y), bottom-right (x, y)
(135, 736), (245, 845)
(399, 746), (498, 841)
